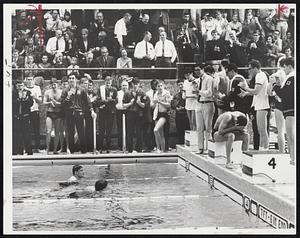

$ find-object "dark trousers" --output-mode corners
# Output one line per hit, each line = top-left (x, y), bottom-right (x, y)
(65, 110), (86, 153)
(29, 111), (40, 149)
(84, 113), (94, 152)
(252, 109), (271, 150)
(179, 45), (195, 62)
(176, 112), (190, 145)
(155, 57), (172, 79)
(144, 120), (156, 150)
(13, 116), (33, 155)
(98, 110), (114, 150)
(116, 110), (126, 150)
(126, 111), (143, 152)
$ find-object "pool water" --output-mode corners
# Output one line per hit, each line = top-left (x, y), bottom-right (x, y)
(13, 163), (271, 231)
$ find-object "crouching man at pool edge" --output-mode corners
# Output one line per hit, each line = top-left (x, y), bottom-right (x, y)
(213, 111), (249, 169)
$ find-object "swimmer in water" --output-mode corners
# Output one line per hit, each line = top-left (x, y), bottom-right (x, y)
(69, 179), (108, 198)
(59, 165), (84, 187)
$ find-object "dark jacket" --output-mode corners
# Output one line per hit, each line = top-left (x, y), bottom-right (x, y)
(175, 27), (198, 49)
(61, 86), (91, 112)
(171, 91), (187, 114)
(123, 88), (150, 117)
(12, 89), (33, 118)
(246, 39), (268, 65)
(205, 39), (229, 61)
(95, 86), (118, 113)
(95, 55), (115, 68)
(227, 43), (248, 67)
(273, 76), (294, 116)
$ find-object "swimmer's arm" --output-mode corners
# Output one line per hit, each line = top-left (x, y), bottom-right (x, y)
(217, 115), (232, 135)
(243, 83), (262, 96)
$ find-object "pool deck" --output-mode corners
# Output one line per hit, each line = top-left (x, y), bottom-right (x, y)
(176, 145), (296, 229)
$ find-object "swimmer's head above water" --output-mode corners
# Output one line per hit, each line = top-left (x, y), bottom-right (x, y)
(72, 165), (84, 178)
(95, 179), (108, 191)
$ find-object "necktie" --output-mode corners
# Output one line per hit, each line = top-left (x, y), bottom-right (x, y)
(198, 77), (202, 102)
(104, 57), (107, 67)
(145, 41), (148, 55)
(162, 41), (165, 57)
(56, 39), (59, 51)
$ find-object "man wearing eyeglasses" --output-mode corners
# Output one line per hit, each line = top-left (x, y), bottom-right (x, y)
(246, 31), (267, 66)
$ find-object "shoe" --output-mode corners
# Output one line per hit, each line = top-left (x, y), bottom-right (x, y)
(106, 150), (110, 154)
(66, 149), (71, 154)
(196, 149), (204, 155)
(53, 151), (59, 155)
(225, 163), (235, 169)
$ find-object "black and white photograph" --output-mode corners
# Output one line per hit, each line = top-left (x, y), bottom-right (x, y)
(3, 2), (297, 235)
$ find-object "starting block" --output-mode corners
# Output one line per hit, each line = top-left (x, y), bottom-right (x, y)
(242, 150), (295, 184)
(208, 140), (243, 164)
(185, 130), (198, 152)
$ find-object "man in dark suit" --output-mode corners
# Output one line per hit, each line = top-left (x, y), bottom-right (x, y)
(76, 28), (95, 64)
(89, 11), (110, 39)
(134, 14), (151, 43)
(95, 46), (115, 68)
(12, 49), (25, 80)
(205, 30), (229, 61)
(93, 31), (114, 58)
(175, 22), (199, 62)
(79, 52), (98, 79)
(246, 31), (268, 66)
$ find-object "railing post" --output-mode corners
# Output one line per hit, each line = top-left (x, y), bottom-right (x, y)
(122, 113), (126, 153)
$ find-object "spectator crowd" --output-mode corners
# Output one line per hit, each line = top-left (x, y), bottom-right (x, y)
(11, 7), (295, 165)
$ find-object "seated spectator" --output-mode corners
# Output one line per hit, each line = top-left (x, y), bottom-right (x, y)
(246, 31), (267, 66)
(58, 11), (72, 33)
(89, 11), (109, 39)
(134, 31), (155, 68)
(37, 54), (53, 80)
(23, 37), (35, 58)
(277, 46), (293, 67)
(12, 49), (25, 68)
(201, 13), (217, 42)
(77, 28), (95, 64)
(117, 48), (132, 68)
(53, 52), (68, 80)
(282, 31), (294, 52)
(271, 30), (282, 52)
(45, 10), (61, 41)
(205, 30), (228, 61)
(13, 10), (34, 40)
(32, 33), (46, 63)
(215, 10), (228, 39)
(67, 56), (80, 76)
(95, 46), (115, 68)
(93, 31), (113, 58)
(227, 30), (248, 67)
(258, 8), (276, 37)
(24, 55), (38, 77)
(80, 52), (98, 79)
(241, 11), (263, 45)
(225, 14), (242, 40)
(178, 12), (197, 30)
(12, 31), (26, 55)
(134, 13), (151, 43)
(46, 29), (66, 59)
(114, 12), (132, 50)
(265, 35), (279, 67)
(64, 32), (77, 58)
(175, 22), (199, 62)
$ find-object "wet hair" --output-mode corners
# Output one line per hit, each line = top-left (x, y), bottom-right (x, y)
(204, 65), (215, 75)
(281, 57), (294, 68)
(249, 60), (261, 69)
(236, 115), (248, 126)
(95, 179), (108, 191)
(72, 165), (82, 175)
(225, 63), (238, 73)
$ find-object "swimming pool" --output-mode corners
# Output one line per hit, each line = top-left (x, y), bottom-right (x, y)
(13, 162), (271, 231)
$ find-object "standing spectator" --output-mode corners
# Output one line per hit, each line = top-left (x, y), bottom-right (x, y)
(149, 10), (170, 41)
(195, 65), (215, 154)
(275, 4), (290, 39)
(12, 49), (25, 80)
(175, 22), (199, 62)
(226, 14), (242, 39)
(37, 54), (53, 80)
(227, 30), (248, 67)
(246, 31), (267, 66)
(239, 60), (270, 150)
(205, 30), (228, 61)
(58, 11), (73, 33)
(13, 10), (34, 39)
(277, 47), (293, 67)
(282, 31), (294, 52)
(95, 46), (115, 68)
(90, 11), (109, 39)
(77, 28), (95, 64)
(150, 26), (173, 45)
(153, 79), (172, 153)
(43, 78), (64, 154)
(95, 76), (117, 153)
(134, 14), (151, 43)
(201, 13), (217, 43)
(273, 29), (283, 52)
(24, 75), (42, 153)
(45, 10), (61, 41)
(215, 11), (228, 39)
(258, 8), (276, 37)
(145, 79), (159, 151)
(61, 73), (97, 154)
(117, 48), (132, 68)
(171, 79), (190, 144)
(115, 80), (129, 151)
(134, 31), (155, 68)
(241, 11), (262, 45)
(46, 30), (66, 60)
(67, 56), (80, 76)
(154, 31), (177, 78)
(272, 58), (294, 164)
(123, 77), (149, 153)
(12, 80), (33, 155)
(114, 12), (132, 50)
(12, 31), (25, 55)
(265, 35), (279, 67)
(182, 69), (197, 131)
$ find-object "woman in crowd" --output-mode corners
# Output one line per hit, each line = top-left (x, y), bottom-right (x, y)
(265, 35), (279, 67)
(116, 48), (132, 68)
(43, 78), (64, 154)
(153, 79), (172, 153)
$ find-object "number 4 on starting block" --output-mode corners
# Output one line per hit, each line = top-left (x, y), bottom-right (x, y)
(242, 150), (295, 184)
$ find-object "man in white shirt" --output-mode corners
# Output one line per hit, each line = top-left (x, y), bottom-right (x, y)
(114, 12), (132, 49)
(154, 31), (177, 79)
(46, 30), (66, 58)
(134, 31), (155, 68)
(24, 75), (42, 153)
(45, 10), (61, 38)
